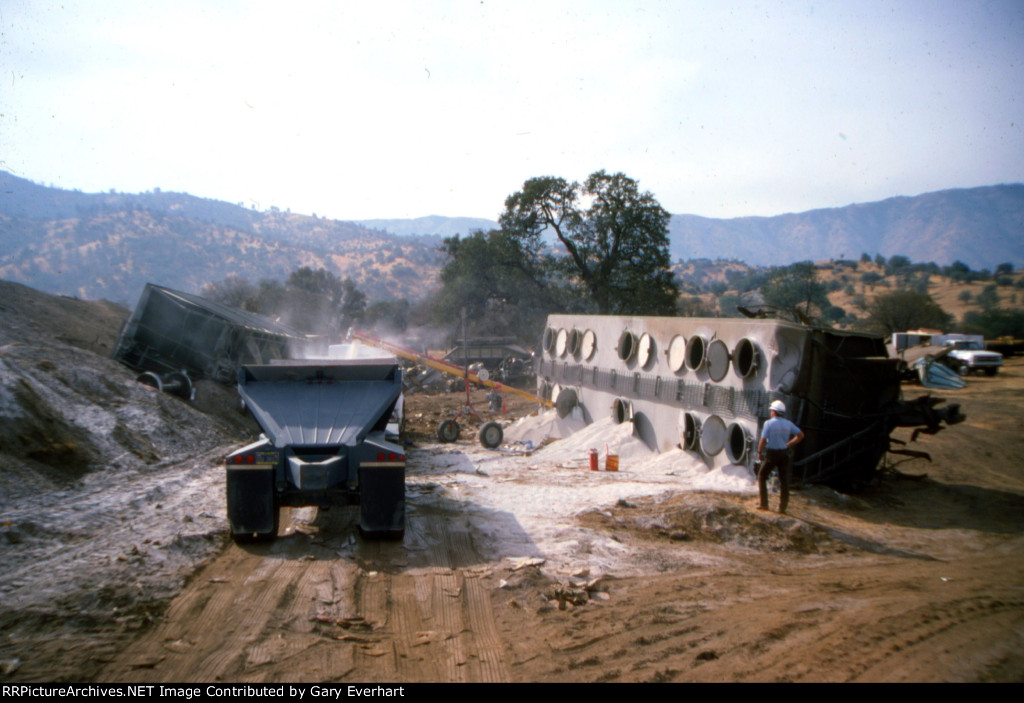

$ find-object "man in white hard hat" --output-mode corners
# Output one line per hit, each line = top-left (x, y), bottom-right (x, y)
(756, 399), (805, 514)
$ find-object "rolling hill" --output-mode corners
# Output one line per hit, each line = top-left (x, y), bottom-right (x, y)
(668, 185), (1024, 269)
(1, 170), (1021, 305)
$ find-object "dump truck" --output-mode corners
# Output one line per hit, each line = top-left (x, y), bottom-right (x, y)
(225, 356), (406, 541)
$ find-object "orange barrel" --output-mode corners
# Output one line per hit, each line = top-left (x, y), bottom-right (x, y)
(606, 453), (619, 472)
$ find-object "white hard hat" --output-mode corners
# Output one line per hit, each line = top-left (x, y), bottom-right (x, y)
(769, 400), (786, 414)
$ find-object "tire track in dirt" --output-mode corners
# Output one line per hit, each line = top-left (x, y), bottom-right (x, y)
(99, 502), (510, 683)
(343, 567), (509, 681)
(491, 542), (1024, 683)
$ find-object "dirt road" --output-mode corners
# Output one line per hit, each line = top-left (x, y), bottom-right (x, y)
(97, 502), (511, 683)
(93, 361), (1024, 683)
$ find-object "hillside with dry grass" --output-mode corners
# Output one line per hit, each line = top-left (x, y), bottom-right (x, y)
(673, 258), (1024, 334)
(821, 261), (1023, 325)
(0, 208), (443, 305)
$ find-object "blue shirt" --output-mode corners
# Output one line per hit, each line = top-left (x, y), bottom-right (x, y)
(761, 416), (801, 450)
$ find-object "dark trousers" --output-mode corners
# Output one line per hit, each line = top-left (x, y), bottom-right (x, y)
(758, 449), (791, 512)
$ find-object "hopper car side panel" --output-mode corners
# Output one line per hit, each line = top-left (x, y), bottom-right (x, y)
(537, 314), (962, 488)
(113, 283), (302, 384)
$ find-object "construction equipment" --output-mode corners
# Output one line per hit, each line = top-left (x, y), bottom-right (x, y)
(350, 330), (549, 405)
(226, 357), (405, 541)
(349, 330), (552, 445)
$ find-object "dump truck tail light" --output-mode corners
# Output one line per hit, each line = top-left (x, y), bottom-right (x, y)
(226, 443), (279, 467)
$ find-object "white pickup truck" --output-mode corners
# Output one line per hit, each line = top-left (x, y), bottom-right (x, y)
(889, 331), (1003, 377)
(937, 335), (1003, 376)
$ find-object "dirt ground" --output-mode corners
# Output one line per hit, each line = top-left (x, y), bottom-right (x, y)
(2, 283), (1023, 683)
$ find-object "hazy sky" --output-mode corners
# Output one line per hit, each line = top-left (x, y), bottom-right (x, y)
(3, 0), (1022, 221)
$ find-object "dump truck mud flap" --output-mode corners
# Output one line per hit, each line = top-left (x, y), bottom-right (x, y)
(226, 466), (278, 540)
(358, 464), (405, 538)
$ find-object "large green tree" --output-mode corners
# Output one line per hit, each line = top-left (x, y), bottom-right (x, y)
(863, 289), (952, 335)
(433, 229), (562, 338)
(499, 170), (679, 315)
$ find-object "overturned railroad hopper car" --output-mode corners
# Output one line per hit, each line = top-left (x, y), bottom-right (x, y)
(226, 358), (405, 541)
(113, 284), (303, 385)
(537, 315), (963, 487)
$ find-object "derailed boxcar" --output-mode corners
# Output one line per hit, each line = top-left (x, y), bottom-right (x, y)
(226, 357), (406, 541)
(536, 315), (963, 487)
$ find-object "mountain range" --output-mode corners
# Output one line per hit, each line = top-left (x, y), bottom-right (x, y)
(667, 185), (1024, 268)
(1, 170), (1021, 305)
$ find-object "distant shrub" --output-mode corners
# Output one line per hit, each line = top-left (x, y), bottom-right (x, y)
(885, 255), (911, 275)
(825, 305), (846, 322)
(717, 293), (743, 317)
(960, 309), (1024, 339)
(976, 284), (1000, 310)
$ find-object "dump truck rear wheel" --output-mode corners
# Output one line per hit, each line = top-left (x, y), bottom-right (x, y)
(479, 421), (503, 449)
(231, 505), (279, 543)
(360, 525), (405, 541)
(437, 419), (460, 442)
(226, 466), (279, 542)
(359, 464), (405, 539)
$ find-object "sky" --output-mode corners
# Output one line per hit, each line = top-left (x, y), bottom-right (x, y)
(2, 0), (1023, 222)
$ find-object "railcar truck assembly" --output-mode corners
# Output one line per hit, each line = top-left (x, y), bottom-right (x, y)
(225, 357), (406, 541)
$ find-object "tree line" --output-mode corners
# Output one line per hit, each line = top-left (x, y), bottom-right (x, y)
(201, 267), (367, 335)
(202, 171), (1023, 344)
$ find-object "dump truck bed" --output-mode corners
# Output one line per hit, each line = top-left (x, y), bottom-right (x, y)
(238, 358), (401, 448)
(227, 357), (406, 540)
